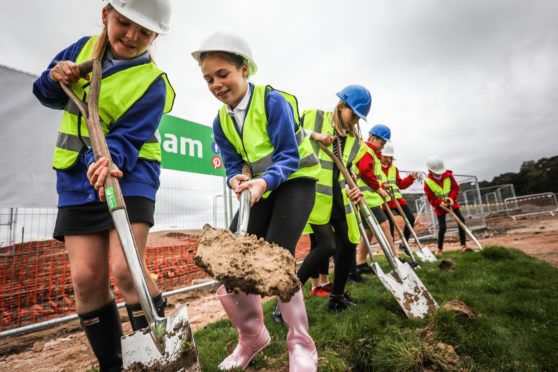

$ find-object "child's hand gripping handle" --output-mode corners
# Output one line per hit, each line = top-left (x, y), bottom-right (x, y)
(59, 58), (125, 211)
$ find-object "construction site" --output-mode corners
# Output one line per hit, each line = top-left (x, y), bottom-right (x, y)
(2, 1), (558, 371)
(1, 168), (557, 370)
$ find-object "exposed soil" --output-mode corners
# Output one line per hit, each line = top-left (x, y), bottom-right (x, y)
(1, 213), (556, 372)
(195, 224), (300, 302)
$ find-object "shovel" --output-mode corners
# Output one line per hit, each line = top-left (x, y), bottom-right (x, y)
(60, 58), (200, 370)
(319, 141), (438, 318)
(380, 194), (420, 267)
(440, 203), (483, 251)
(388, 188), (437, 263)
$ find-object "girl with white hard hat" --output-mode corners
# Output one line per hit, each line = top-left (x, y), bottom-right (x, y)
(424, 156), (469, 255)
(33, 1), (173, 370)
(192, 31), (320, 371)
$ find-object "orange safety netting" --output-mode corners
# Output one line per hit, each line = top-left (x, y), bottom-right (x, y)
(0, 234), (310, 332)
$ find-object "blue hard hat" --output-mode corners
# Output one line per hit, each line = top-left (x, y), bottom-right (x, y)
(368, 124), (391, 141)
(336, 85), (372, 121)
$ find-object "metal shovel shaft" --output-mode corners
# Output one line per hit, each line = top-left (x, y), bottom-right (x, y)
(112, 209), (167, 352)
(234, 164), (253, 238)
(381, 195), (418, 263)
(390, 188), (424, 250)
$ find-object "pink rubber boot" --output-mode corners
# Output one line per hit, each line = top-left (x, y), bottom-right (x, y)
(216, 285), (270, 370)
(278, 289), (318, 372)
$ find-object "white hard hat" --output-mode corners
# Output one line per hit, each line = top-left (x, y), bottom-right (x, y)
(191, 31), (257, 77)
(108, 0), (171, 34)
(426, 155), (446, 174)
(382, 143), (395, 158)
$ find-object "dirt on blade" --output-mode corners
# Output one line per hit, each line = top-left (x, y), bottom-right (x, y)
(194, 224), (300, 302)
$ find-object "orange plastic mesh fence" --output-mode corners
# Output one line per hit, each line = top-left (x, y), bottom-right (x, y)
(0, 234), (310, 331)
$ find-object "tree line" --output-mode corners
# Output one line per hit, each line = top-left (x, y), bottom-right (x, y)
(479, 155), (558, 195)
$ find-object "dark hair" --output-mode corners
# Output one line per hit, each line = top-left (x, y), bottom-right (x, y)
(199, 51), (245, 69)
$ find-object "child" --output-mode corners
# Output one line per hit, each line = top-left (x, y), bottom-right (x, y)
(355, 124), (401, 272)
(32, 1), (174, 370)
(424, 155), (469, 255)
(192, 31), (320, 371)
(380, 143), (419, 251)
(297, 85), (370, 312)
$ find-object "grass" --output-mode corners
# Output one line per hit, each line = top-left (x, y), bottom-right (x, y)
(193, 246), (558, 371)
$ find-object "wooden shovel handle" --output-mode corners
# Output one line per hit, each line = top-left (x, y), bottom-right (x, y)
(440, 204), (467, 230)
(317, 142), (358, 189)
(60, 58), (125, 211)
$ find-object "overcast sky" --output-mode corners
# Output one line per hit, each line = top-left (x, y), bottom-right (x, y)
(2, 0), (557, 181)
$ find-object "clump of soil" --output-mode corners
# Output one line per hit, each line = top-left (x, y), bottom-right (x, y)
(413, 299), (478, 370)
(194, 224), (300, 302)
(443, 298), (477, 320)
(124, 321), (200, 372)
(438, 259), (455, 271)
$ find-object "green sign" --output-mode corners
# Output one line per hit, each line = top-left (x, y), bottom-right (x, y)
(158, 114), (226, 177)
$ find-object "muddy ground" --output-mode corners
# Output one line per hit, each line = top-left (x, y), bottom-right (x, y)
(1, 213), (556, 372)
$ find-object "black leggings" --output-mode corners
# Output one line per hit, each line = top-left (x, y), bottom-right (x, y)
(308, 234), (330, 279)
(437, 207), (466, 250)
(229, 177), (316, 259)
(297, 218), (355, 296)
(388, 203), (416, 242)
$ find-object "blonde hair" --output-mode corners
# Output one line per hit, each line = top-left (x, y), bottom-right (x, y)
(91, 5), (156, 62)
(332, 101), (361, 140)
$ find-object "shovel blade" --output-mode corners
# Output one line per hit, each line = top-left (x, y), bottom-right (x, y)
(376, 263), (438, 319)
(122, 306), (201, 371)
(415, 247), (438, 263)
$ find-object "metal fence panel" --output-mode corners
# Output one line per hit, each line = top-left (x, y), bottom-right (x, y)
(505, 192), (558, 219)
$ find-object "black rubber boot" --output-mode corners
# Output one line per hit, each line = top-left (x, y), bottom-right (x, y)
(327, 293), (357, 312)
(78, 298), (123, 372)
(271, 298), (285, 325)
(125, 292), (166, 331)
(357, 263), (375, 275)
(347, 270), (369, 284)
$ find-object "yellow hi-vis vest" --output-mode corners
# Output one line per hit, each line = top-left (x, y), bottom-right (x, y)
(383, 164), (402, 202)
(301, 109), (363, 244)
(52, 36), (175, 170)
(218, 85), (320, 198)
(356, 146), (385, 208)
(425, 177), (452, 200)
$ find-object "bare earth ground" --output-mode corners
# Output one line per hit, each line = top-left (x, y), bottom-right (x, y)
(1, 213), (557, 372)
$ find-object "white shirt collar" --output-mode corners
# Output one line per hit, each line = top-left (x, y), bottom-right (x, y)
(226, 85), (251, 130)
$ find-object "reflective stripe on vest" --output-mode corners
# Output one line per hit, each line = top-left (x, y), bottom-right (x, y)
(218, 85), (319, 198)
(425, 177), (452, 199)
(356, 146), (385, 208)
(52, 36), (175, 170)
(302, 109), (361, 244)
(384, 164), (402, 202)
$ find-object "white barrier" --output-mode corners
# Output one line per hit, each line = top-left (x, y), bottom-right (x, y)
(504, 192), (558, 220)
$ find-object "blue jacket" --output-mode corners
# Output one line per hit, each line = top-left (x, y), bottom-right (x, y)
(212, 83), (300, 192)
(33, 36), (168, 207)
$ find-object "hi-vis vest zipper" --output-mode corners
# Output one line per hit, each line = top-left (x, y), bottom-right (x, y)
(356, 146), (386, 208)
(218, 85), (320, 198)
(383, 164), (402, 202)
(52, 36), (175, 171)
(425, 177), (452, 200)
(301, 109), (364, 244)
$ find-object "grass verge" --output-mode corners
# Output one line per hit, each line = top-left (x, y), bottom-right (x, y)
(194, 246), (558, 371)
